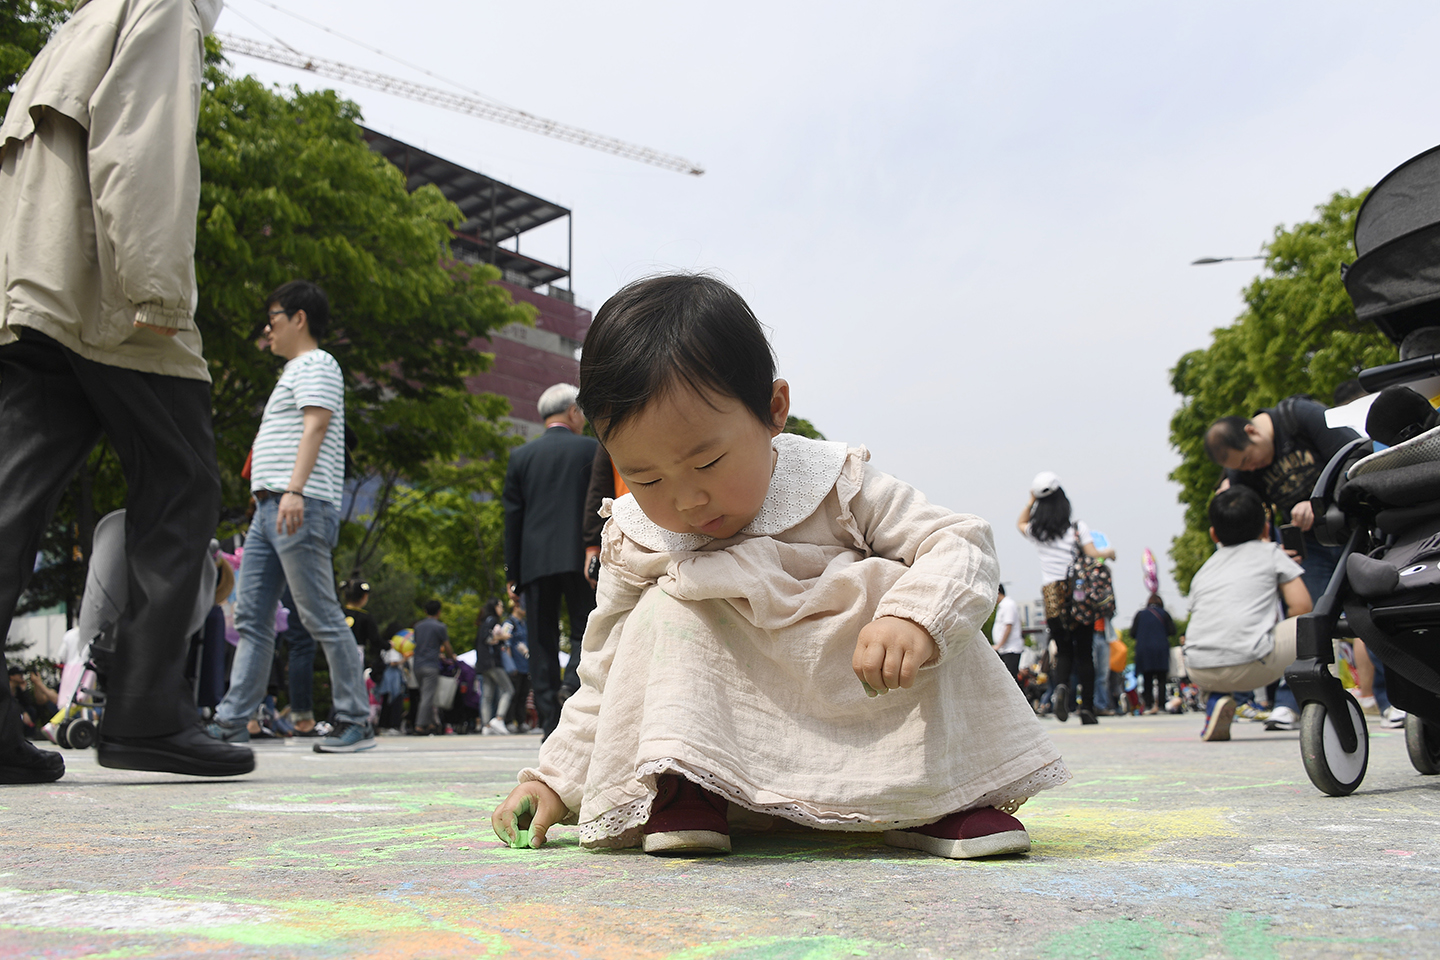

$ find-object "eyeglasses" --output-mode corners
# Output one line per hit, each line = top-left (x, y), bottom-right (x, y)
(266, 307), (288, 320)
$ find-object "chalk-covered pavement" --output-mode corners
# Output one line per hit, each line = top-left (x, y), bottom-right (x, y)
(2, 712), (1437, 959)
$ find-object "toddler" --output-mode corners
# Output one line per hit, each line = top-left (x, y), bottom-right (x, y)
(492, 275), (1069, 858)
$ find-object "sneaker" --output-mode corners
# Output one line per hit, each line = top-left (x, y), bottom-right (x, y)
(1202, 695), (1236, 741)
(1264, 705), (1298, 732)
(1234, 702), (1270, 722)
(643, 774), (731, 855)
(291, 721), (333, 739)
(1079, 709), (1098, 725)
(100, 724), (255, 777)
(203, 720), (251, 743)
(1357, 695), (1381, 716)
(313, 722), (376, 754)
(1052, 685), (1070, 723)
(1381, 707), (1407, 730)
(885, 807), (1031, 859)
(486, 716), (509, 736)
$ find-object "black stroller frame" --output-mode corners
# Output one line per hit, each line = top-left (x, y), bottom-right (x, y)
(1281, 142), (1440, 796)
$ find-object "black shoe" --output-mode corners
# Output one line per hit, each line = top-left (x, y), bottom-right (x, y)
(1079, 709), (1099, 725)
(0, 736), (65, 784)
(1052, 685), (1070, 723)
(98, 723), (255, 777)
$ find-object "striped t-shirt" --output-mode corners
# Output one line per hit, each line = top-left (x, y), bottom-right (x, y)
(250, 349), (346, 506)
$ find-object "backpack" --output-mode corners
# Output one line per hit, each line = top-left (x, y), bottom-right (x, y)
(1064, 530), (1116, 629)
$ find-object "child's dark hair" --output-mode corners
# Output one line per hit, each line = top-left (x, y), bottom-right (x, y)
(578, 275), (777, 441)
(268, 280), (331, 341)
(1209, 485), (1267, 546)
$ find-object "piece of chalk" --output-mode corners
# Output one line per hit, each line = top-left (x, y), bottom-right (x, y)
(862, 681), (879, 698)
(510, 827), (531, 849)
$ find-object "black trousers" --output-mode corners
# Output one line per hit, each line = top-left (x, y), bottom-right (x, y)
(0, 330), (220, 740)
(523, 571), (595, 737)
(999, 651), (1023, 684)
(1049, 621), (1095, 712)
(1141, 670), (1167, 709)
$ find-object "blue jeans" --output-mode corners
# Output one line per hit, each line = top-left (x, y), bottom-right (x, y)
(1092, 633), (1110, 711)
(278, 585), (316, 719)
(217, 496), (368, 726)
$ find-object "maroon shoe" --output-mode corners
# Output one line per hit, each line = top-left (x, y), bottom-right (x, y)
(642, 774), (731, 855)
(884, 807), (1030, 859)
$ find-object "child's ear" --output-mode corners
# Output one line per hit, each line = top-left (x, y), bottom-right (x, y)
(768, 379), (791, 436)
(1208, 526), (1220, 545)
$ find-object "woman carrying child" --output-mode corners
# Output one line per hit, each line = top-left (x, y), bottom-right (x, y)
(492, 275), (1069, 859)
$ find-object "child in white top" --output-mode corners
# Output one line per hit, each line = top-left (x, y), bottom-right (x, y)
(491, 275), (1069, 859)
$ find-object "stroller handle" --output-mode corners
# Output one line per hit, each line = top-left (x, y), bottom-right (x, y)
(1358, 352), (1440, 393)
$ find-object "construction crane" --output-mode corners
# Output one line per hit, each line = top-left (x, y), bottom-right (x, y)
(216, 32), (705, 177)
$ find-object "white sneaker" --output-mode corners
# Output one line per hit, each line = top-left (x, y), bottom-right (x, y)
(1264, 705), (1298, 731)
(1381, 707), (1407, 729)
(486, 716), (509, 735)
(1357, 695), (1381, 716)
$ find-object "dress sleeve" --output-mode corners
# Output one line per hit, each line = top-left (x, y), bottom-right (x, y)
(848, 461), (1000, 667)
(519, 521), (646, 818)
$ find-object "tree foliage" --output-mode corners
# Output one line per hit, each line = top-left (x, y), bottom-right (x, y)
(1168, 191), (1396, 592)
(0, 0), (66, 118)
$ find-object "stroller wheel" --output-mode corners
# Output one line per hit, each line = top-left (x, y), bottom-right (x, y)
(1404, 714), (1440, 775)
(56, 723), (72, 750)
(1300, 693), (1369, 796)
(65, 719), (97, 751)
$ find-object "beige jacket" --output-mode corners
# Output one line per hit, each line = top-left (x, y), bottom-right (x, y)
(0, 0), (222, 381)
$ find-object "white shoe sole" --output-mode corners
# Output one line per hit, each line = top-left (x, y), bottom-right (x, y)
(1203, 699), (1236, 741)
(312, 739), (377, 754)
(642, 830), (731, 854)
(883, 827), (1031, 859)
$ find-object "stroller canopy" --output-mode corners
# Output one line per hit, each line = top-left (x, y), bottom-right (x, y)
(1345, 143), (1440, 346)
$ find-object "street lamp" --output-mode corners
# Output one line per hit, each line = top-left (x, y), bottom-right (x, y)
(1191, 255), (1266, 265)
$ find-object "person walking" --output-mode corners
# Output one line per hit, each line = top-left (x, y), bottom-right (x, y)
(1018, 473), (1115, 725)
(1131, 595), (1176, 714)
(990, 584), (1025, 684)
(502, 383), (599, 738)
(206, 281), (374, 754)
(0, 0), (251, 781)
(411, 600), (453, 735)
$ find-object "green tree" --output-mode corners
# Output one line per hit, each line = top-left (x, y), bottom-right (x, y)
(784, 415), (826, 440)
(0, 0), (67, 118)
(1168, 190), (1396, 592)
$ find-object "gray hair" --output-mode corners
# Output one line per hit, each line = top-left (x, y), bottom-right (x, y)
(537, 383), (580, 419)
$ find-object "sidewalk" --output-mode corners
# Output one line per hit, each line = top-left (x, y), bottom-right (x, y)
(2, 712), (1436, 958)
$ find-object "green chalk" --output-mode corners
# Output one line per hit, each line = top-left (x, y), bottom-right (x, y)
(510, 827), (531, 849)
(862, 680), (879, 698)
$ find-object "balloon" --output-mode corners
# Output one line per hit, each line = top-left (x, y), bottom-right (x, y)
(391, 628), (415, 657)
(1142, 548), (1159, 595)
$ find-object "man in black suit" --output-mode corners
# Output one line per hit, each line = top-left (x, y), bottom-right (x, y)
(503, 384), (599, 737)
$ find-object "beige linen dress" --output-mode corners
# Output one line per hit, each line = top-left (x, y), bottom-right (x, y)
(523, 434), (1069, 849)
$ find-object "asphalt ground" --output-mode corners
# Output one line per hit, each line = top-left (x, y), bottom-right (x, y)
(1, 710), (1437, 959)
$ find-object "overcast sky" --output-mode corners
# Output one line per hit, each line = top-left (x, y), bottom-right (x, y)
(217, 0), (1440, 624)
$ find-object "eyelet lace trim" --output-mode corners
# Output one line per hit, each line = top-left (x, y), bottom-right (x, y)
(607, 434), (853, 553)
(575, 757), (1072, 847)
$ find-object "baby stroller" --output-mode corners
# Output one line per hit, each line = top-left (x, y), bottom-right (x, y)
(1285, 143), (1440, 795)
(43, 509), (219, 750)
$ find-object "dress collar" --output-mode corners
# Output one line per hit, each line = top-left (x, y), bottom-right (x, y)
(607, 433), (850, 552)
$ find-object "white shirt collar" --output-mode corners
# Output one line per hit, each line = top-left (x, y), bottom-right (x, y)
(608, 432), (850, 553)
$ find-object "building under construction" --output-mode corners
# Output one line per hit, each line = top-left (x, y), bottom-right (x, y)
(363, 128), (590, 438)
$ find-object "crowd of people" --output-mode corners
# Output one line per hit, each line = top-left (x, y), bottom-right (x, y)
(997, 385), (1404, 745)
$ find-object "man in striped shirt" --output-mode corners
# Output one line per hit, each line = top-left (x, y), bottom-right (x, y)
(206, 281), (374, 753)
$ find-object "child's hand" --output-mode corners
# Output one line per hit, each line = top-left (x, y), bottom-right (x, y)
(492, 781), (567, 849)
(853, 616), (937, 695)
